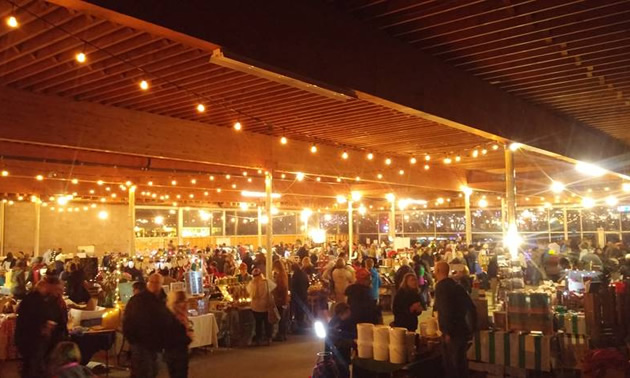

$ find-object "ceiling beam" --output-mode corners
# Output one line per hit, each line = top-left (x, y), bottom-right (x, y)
(49, 0), (630, 168)
(0, 86), (466, 193)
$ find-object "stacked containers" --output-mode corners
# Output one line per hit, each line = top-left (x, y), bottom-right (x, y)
(357, 323), (374, 358)
(389, 327), (407, 363)
(373, 325), (390, 361)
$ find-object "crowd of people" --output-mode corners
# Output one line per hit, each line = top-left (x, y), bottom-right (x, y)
(2, 234), (629, 378)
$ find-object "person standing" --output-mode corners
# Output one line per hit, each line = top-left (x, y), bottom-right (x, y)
(164, 291), (193, 378)
(365, 258), (381, 303)
(11, 259), (28, 300)
(15, 275), (68, 378)
(393, 273), (425, 332)
(332, 258), (355, 303)
(290, 263), (309, 332)
(123, 273), (172, 378)
(345, 268), (379, 326)
(247, 268), (276, 346)
(434, 261), (477, 378)
(271, 260), (290, 342)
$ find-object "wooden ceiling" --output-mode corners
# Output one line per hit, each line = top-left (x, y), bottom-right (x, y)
(328, 0), (630, 144)
(0, 0), (627, 209)
(0, 0), (492, 159)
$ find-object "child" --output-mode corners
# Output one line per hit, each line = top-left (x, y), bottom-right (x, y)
(49, 341), (95, 378)
(326, 303), (354, 378)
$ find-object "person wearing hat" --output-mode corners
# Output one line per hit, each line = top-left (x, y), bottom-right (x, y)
(15, 274), (68, 378)
(344, 268), (379, 326)
(247, 268), (276, 346)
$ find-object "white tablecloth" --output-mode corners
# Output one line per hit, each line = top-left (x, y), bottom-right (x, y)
(189, 313), (218, 349)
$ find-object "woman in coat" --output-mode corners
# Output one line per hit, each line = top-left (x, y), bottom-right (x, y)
(247, 268), (276, 346)
(392, 273), (425, 332)
(272, 260), (290, 341)
(331, 258), (355, 303)
(164, 290), (193, 378)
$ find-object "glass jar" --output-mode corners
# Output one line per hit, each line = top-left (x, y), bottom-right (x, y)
(312, 352), (340, 378)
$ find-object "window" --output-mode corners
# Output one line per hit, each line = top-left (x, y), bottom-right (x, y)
(135, 208), (178, 238)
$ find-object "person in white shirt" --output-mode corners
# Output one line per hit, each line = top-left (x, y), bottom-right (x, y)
(247, 268), (276, 346)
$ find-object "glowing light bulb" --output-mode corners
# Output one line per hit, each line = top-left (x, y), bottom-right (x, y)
(75, 52), (86, 63)
(548, 181), (565, 194)
(351, 191), (362, 201)
(6, 16), (18, 28)
(377, 173), (383, 179)
(582, 197), (595, 208)
(424, 164), (430, 170)
(509, 143), (523, 151)
(234, 122), (242, 131)
(367, 153), (374, 160)
(336, 195), (347, 204)
(386, 193), (395, 202)
(316, 177), (321, 182)
(310, 145), (317, 153)
(355, 176), (361, 182)
(481, 149), (488, 155)
(605, 196), (618, 207)
(455, 155), (461, 162)
(36, 175), (44, 181)
(171, 180), (177, 185)
(398, 169), (405, 175)
(196, 103), (205, 113)
(443, 157), (452, 164)
(0, 170), (8, 177)
(98, 210), (109, 220)
(296, 172), (305, 181)
(280, 136), (287, 145)
(472, 150), (479, 158)
(341, 151), (349, 159)
(139, 80), (149, 90)
(71, 178), (78, 184)
(492, 144), (499, 150)
(410, 157), (417, 164)
(478, 199), (488, 208)
(385, 158), (392, 165)
(191, 179), (197, 184)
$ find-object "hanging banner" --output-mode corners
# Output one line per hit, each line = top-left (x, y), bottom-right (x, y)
(181, 227), (210, 237)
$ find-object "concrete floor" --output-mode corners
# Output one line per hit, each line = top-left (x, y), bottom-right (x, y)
(0, 334), (323, 378)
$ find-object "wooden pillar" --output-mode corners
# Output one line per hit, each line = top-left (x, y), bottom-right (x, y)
(177, 208), (184, 246)
(562, 206), (572, 240)
(348, 201), (353, 252)
(128, 186), (136, 254)
(265, 172), (273, 279)
(34, 201), (41, 256)
(389, 199), (396, 241)
(505, 147), (517, 229)
(257, 206), (263, 249)
(222, 210), (226, 236)
(464, 191), (472, 245)
(0, 201), (5, 256)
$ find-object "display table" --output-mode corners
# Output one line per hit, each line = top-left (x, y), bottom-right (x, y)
(70, 329), (116, 366)
(0, 314), (18, 361)
(189, 313), (219, 349)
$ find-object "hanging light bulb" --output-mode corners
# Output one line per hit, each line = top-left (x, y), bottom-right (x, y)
(280, 136), (288, 145)
(481, 149), (488, 155)
(425, 155), (431, 161)
(410, 157), (417, 164)
(36, 175), (44, 181)
(398, 169), (405, 175)
(233, 122), (242, 131)
(341, 151), (349, 159)
(71, 178), (78, 184)
(296, 172), (305, 181)
(385, 158), (392, 165)
(455, 155), (461, 162)
(472, 150), (479, 158)
(196, 103), (206, 113)
(1, 170), (8, 177)
(424, 164), (430, 170)
(6, 15), (18, 28)
(443, 157), (452, 164)
(377, 173), (383, 180)
(367, 153), (374, 160)
(75, 52), (86, 63)
(310, 145), (318, 153)
(550, 181), (565, 193)
(139, 80), (149, 90)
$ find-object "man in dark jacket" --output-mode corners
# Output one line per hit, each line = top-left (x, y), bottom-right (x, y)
(434, 261), (477, 378)
(16, 275), (67, 378)
(345, 269), (379, 325)
(123, 273), (172, 378)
